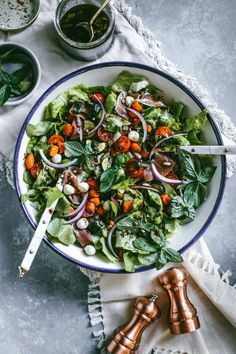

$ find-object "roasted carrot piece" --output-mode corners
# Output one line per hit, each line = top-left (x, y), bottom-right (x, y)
(25, 153), (35, 170)
(49, 145), (59, 156)
(123, 200), (133, 213)
(160, 194), (171, 206)
(63, 123), (73, 137)
(90, 197), (101, 206)
(131, 142), (142, 153)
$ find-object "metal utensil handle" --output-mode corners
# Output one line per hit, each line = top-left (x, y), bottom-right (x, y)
(181, 145), (236, 155)
(19, 177), (63, 277)
(19, 199), (58, 277)
(90, 0), (112, 26)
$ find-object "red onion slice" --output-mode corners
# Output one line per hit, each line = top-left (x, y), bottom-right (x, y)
(107, 223), (119, 259)
(63, 202), (84, 218)
(150, 133), (187, 158)
(132, 185), (160, 193)
(115, 91), (129, 119)
(126, 108), (147, 143)
(39, 149), (78, 169)
(87, 95), (107, 135)
(150, 163), (183, 184)
(111, 196), (120, 207)
(107, 215), (127, 258)
(64, 193), (88, 225)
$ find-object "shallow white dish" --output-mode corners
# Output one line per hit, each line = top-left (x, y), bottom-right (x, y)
(14, 62), (226, 273)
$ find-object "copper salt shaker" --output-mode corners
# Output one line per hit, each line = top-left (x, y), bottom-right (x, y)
(106, 294), (160, 354)
(158, 267), (200, 334)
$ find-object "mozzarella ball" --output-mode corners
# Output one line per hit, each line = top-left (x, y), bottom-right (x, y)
(84, 245), (96, 256)
(51, 154), (62, 164)
(63, 184), (75, 195)
(125, 96), (135, 106)
(103, 200), (111, 211)
(128, 130), (140, 142)
(76, 218), (89, 230)
(78, 181), (89, 193)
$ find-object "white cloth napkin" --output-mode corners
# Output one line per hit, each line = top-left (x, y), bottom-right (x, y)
(97, 239), (236, 354)
(1, 1), (236, 353)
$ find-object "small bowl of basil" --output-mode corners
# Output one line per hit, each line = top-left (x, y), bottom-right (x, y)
(0, 42), (41, 107)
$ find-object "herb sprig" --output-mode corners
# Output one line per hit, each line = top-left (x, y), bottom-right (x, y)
(0, 49), (34, 106)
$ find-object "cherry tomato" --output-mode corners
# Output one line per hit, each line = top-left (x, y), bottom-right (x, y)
(126, 159), (144, 179)
(90, 93), (105, 104)
(115, 136), (131, 153)
(97, 127), (112, 141)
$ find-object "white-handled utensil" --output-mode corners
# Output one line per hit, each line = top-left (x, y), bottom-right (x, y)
(19, 176), (63, 278)
(180, 145), (236, 155)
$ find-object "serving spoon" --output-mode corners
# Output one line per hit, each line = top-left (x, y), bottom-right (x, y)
(76, 0), (111, 42)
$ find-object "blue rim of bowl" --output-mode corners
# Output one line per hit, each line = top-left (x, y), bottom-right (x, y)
(14, 61), (227, 274)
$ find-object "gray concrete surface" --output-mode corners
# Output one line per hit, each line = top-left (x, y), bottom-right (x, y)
(0, 1), (235, 353)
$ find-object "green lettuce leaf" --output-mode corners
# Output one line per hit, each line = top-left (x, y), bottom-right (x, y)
(184, 109), (207, 132)
(26, 122), (52, 137)
(47, 218), (75, 245)
(111, 71), (147, 92)
(49, 93), (67, 119)
(123, 252), (136, 272)
(99, 237), (118, 263)
(105, 91), (117, 113)
(44, 186), (62, 208)
(67, 85), (90, 102)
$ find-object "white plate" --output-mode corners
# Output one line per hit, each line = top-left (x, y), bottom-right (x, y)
(14, 62), (226, 273)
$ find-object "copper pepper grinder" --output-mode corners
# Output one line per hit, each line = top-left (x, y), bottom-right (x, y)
(106, 294), (160, 354)
(158, 267), (200, 334)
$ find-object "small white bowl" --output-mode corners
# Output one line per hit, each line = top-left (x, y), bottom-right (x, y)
(0, 42), (41, 106)
(0, 0), (41, 32)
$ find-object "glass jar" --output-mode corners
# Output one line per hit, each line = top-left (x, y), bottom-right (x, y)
(54, 0), (115, 61)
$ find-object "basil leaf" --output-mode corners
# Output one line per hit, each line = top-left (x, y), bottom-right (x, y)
(0, 69), (12, 84)
(11, 66), (29, 84)
(111, 177), (137, 191)
(198, 166), (216, 184)
(183, 182), (206, 208)
(163, 247), (183, 263)
(0, 83), (11, 106)
(133, 238), (157, 252)
(155, 249), (168, 270)
(171, 195), (195, 220)
(64, 141), (86, 157)
(179, 150), (198, 180)
(147, 190), (163, 212)
(100, 167), (120, 193)
(0, 48), (15, 63)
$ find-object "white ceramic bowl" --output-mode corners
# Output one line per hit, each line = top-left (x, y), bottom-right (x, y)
(14, 62), (226, 273)
(0, 42), (41, 106)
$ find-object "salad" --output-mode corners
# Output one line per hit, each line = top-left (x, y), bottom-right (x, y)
(22, 71), (216, 272)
